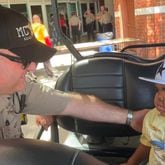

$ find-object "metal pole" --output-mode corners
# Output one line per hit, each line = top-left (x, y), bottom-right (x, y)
(51, 0), (83, 61)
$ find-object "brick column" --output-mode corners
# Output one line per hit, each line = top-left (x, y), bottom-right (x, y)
(118, 0), (136, 38)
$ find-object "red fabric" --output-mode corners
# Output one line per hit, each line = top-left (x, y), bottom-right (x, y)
(59, 18), (65, 27)
(44, 37), (53, 47)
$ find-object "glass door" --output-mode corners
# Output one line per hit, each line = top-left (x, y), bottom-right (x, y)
(67, 2), (77, 18)
(79, 2), (97, 33)
(31, 5), (43, 21)
(10, 4), (28, 18)
(67, 2), (77, 37)
(80, 3), (87, 32)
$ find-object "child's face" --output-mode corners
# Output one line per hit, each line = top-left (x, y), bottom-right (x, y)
(154, 84), (165, 116)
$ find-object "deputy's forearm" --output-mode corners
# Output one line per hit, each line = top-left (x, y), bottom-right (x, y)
(63, 94), (128, 124)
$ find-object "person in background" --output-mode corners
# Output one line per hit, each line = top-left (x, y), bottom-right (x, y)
(49, 13), (59, 46)
(32, 14), (54, 77)
(96, 5), (105, 33)
(121, 61), (165, 165)
(69, 11), (81, 43)
(84, 9), (95, 41)
(102, 7), (113, 33)
(0, 5), (147, 140)
(59, 14), (67, 36)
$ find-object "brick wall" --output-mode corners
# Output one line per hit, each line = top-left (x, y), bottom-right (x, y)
(114, 0), (165, 58)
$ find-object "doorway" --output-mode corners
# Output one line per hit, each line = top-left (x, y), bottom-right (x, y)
(31, 5), (43, 21)
(80, 3), (87, 32)
(80, 2), (97, 33)
(10, 4), (28, 18)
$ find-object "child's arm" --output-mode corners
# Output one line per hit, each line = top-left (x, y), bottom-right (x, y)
(121, 143), (150, 165)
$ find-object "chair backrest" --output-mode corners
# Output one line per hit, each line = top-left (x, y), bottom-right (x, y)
(55, 54), (162, 137)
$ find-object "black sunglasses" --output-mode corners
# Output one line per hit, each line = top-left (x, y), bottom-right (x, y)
(0, 52), (32, 69)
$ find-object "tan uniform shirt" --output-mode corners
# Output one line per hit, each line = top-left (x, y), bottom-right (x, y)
(0, 81), (71, 139)
(69, 15), (81, 26)
(96, 11), (104, 24)
(101, 11), (112, 24)
(0, 95), (22, 139)
(84, 12), (95, 24)
(23, 82), (70, 115)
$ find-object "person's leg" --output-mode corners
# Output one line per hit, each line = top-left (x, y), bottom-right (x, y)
(71, 26), (77, 43)
(75, 27), (80, 43)
(62, 26), (67, 35)
(91, 22), (95, 41)
(103, 23), (112, 33)
(102, 23), (106, 33)
(98, 22), (103, 33)
(86, 24), (90, 41)
(89, 22), (95, 41)
(77, 29), (81, 43)
(109, 23), (113, 32)
(43, 60), (54, 77)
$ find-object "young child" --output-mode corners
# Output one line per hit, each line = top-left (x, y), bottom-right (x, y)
(121, 60), (165, 165)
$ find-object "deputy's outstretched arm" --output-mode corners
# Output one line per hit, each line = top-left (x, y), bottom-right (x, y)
(62, 93), (148, 132)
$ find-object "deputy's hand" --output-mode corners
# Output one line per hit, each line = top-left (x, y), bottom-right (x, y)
(36, 115), (54, 130)
(130, 109), (148, 132)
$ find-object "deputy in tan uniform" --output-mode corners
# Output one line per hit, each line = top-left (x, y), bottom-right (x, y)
(96, 5), (105, 33)
(101, 7), (113, 33)
(84, 9), (95, 41)
(69, 12), (81, 43)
